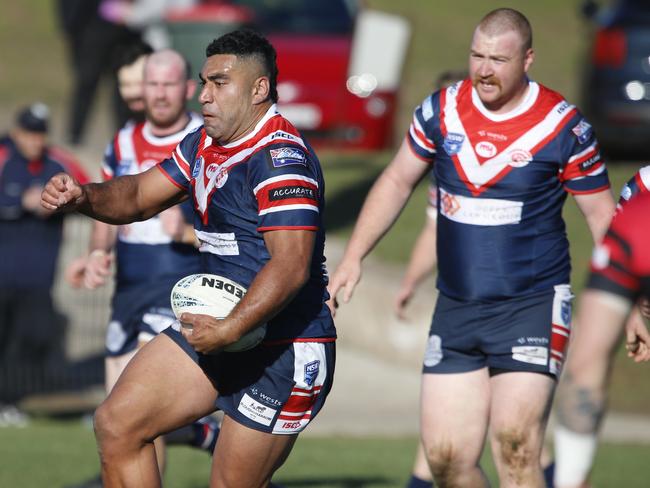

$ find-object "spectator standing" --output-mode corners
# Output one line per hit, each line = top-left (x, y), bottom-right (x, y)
(0, 103), (88, 425)
(56, 0), (142, 144)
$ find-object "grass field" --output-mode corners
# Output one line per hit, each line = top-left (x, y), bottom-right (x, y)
(2, 0), (649, 485)
(1, 418), (650, 487)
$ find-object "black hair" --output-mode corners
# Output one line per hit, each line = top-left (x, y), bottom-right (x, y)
(206, 29), (278, 103)
(113, 40), (154, 73)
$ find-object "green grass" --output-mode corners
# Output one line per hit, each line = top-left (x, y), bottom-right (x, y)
(1, 419), (649, 487)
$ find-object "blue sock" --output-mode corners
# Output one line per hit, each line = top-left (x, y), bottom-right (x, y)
(406, 474), (434, 488)
(193, 416), (220, 454)
(543, 461), (555, 488)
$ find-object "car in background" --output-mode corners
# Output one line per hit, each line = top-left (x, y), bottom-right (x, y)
(580, 0), (650, 158)
(166, 0), (410, 151)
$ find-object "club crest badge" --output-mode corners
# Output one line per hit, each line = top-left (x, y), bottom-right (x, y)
(304, 360), (320, 387)
(443, 133), (465, 155)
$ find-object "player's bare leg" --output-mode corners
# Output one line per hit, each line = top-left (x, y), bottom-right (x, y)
(410, 442), (434, 483)
(105, 351), (138, 394)
(104, 342), (168, 472)
(555, 293), (625, 488)
(210, 415), (297, 487)
(421, 370), (491, 487)
(94, 334), (218, 487)
(489, 372), (555, 488)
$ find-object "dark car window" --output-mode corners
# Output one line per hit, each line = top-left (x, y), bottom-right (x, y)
(232, 0), (356, 35)
(601, 0), (650, 26)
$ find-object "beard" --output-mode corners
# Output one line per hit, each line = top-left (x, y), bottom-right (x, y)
(145, 104), (185, 129)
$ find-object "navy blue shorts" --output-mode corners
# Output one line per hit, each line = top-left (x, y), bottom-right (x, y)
(163, 326), (336, 435)
(105, 280), (178, 357)
(423, 285), (573, 377)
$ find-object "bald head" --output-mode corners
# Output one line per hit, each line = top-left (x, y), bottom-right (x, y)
(144, 49), (191, 82)
(477, 8), (532, 53)
(143, 49), (196, 133)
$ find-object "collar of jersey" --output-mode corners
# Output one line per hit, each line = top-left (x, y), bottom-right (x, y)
(206, 104), (279, 149)
(470, 80), (539, 122)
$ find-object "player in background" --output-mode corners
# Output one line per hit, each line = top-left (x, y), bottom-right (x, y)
(42, 29), (335, 487)
(328, 8), (615, 487)
(554, 165), (650, 488)
(399, 177), (556, 488)
(65, 49), (218, 486)
(114, 41), (153, 123)
(398, 177), (437, 488)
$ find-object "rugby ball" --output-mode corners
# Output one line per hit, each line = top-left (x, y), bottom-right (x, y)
(170, 273), (266, 352)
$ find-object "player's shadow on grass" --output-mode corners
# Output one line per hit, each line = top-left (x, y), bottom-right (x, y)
(324, 166), (382, 233)
(277, 476), (393, 487)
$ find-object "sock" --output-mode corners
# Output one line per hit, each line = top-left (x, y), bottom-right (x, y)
(163, 416), (220, 454)
(543, 461), (555, 488)
(554, 425), (597, 487)
(163, 425), (194, 445)
(406, 474), (434, 488)
(192, 415), (220, 453)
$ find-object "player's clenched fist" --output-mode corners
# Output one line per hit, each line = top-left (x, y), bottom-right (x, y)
(40, 172), (85, 212)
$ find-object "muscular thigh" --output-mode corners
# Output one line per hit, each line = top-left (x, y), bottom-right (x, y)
(489, 371), (555, 443)
(420, 370), (491, 462)
(106, 334), (218, 439)
(211, 415), (298, 487)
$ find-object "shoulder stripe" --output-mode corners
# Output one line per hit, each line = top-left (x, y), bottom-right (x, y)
(259, 203), (319, 216)
(253, 174), (318, 196)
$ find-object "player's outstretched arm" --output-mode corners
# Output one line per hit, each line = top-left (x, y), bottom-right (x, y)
(41, 166), (186, 225)
(327, 139), (430, 312)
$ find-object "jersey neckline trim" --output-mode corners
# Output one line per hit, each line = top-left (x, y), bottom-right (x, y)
(470, 80), (539, 122)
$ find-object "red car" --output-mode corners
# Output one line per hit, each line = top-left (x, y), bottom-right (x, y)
(166, 1), (410, 150)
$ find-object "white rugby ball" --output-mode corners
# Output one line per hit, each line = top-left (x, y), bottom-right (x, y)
(170, 273), (266, 352)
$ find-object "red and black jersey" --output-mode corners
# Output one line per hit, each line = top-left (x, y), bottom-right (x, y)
(587, 192), (650, 301)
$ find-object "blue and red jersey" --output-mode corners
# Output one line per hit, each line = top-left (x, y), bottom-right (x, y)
(102, 114), (203, 285)
(158, 105), (335, 342)
(407, 79), (610, 301)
